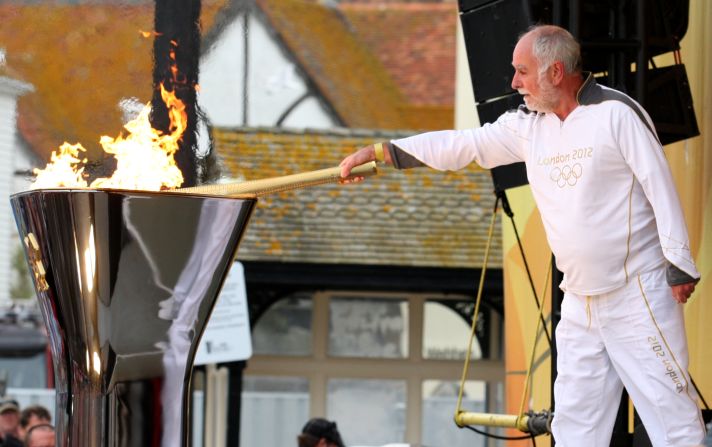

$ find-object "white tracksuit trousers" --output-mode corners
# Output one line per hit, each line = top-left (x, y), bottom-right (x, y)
(551, 266), (706, 446)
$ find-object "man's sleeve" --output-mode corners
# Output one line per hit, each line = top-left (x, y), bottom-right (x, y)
(388, 110), (531, 171)
(617, 107), (700, 281)
(387, 143), (426, 169)
(667, 263), (698, 286)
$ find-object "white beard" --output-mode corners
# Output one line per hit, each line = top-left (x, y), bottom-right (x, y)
(522, 74), (559, 113)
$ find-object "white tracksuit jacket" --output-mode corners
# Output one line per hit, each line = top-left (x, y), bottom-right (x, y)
(391, 74), (699, 295)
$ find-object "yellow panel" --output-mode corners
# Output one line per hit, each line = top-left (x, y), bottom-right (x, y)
(674, 0), (712, 407)
(503, 1), (712, 438)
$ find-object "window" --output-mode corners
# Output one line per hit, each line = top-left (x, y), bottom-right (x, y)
(327, 378), (406, 445)
(0, 352), (47, 388)
(243, 291), (504, 446)
(328, 297), (408, 358)
(251, 294), (313, 356)
(240, 376), (309, 447)
(423, 300), (480, 360)
(422, 380), (491, 447)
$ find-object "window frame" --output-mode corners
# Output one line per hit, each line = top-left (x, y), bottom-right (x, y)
(244, 290), (504, 446)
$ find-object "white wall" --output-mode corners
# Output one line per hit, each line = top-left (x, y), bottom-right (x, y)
(199, 13), (336, 129)
(0, 76), (33, 306)
(12, 144), (35, 195)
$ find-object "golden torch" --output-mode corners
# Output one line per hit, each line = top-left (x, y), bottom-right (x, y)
(176, 161), (378, 197)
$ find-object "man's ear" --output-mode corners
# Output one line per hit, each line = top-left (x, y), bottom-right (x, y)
(550, 61), (565, 85)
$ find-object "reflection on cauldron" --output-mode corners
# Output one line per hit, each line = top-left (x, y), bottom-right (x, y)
(11, 188), (255, 447)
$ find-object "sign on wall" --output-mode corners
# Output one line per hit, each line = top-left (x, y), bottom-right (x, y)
(195, 261), (252, 365)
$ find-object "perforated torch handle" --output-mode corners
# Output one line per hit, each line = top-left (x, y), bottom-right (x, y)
(175, 161), (377, 197)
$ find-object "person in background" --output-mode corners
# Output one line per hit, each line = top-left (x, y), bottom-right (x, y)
(298, 418), (346, 447)
(24, 424), (55, 447)
(18, 405), (51, 442)
(0, 399), (22, 447)
(340, 24), (704, 447)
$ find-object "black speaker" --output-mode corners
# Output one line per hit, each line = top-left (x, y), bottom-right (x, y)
(574, 1), (690, 73)
(459, 0), (697, 192)
(458, 0), (498, 13)
(703, 409), (712, 424)
(459, 0), (550, 191)
(476, 93), (529, 191)
(596, 64), (699, 146)
(459, 0), (552, 102)
(642, 64), (699, 145)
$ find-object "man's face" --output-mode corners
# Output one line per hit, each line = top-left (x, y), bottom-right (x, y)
(511, 35), (559, 113)
(27, 429), (56, 447)
(0, 410), (20, 436)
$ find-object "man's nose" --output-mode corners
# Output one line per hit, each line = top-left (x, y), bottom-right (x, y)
(511, 74), (520, 90)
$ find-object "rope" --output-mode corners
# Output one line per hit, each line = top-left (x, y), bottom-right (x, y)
(455, 191), (552, 446)
(455, 195), (500, 415)
(516, 261), (552, 427)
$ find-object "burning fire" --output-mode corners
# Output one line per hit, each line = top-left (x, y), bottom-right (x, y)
(31, 84), (185, 191)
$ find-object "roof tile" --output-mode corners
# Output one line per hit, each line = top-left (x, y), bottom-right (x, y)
(0, 2), (225, 160)
(214, 126), (501, 268)
(340, 2), (457, 106)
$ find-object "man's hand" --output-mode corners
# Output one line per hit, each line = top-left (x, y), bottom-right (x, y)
(671, 281), (696, 304)
(339, 145), (377, 181)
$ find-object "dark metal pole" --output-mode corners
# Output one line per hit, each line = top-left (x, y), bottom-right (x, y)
(225, 361), (246, 446)
(568, 0), (581, 38)
(635, 0), (648, 106)
(151, 0), (201, 187)
(550, 256), (564, 447)
(552, 0), (564, 28)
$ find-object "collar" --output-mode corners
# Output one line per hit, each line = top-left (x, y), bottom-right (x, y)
(576, 71), (597, 105)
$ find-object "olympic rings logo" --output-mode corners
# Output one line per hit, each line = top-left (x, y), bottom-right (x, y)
(549, 163), (583, 187)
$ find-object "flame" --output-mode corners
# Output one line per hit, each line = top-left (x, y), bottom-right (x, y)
(169, 47), (180, 84)
(31, 84), (185, 191)
(139, 30), (163, 38)
(31, 143), (88, 189)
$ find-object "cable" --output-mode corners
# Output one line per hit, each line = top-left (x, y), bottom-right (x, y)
(463, 425), (542, 441)
(691, 375), (710, 410)
(496, 188), (552, 347)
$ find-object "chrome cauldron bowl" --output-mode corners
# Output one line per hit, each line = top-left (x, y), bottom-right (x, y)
(11, 188), (256, 447)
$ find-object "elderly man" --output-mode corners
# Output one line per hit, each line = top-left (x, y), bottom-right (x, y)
(340, 24), (704, 447)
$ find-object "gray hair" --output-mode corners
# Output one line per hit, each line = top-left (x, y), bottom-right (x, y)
(522, 25), (582, 76)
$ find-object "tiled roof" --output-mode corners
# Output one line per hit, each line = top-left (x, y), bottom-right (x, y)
(214, 127), (502, 268)
(255, 0), (406, 129)
(255, 0), (454, 130)
(0, 2), (225, 160)
(340, 0), (457, 3)
(2, 1), (457, 160)
(340, 2), (457, 106)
